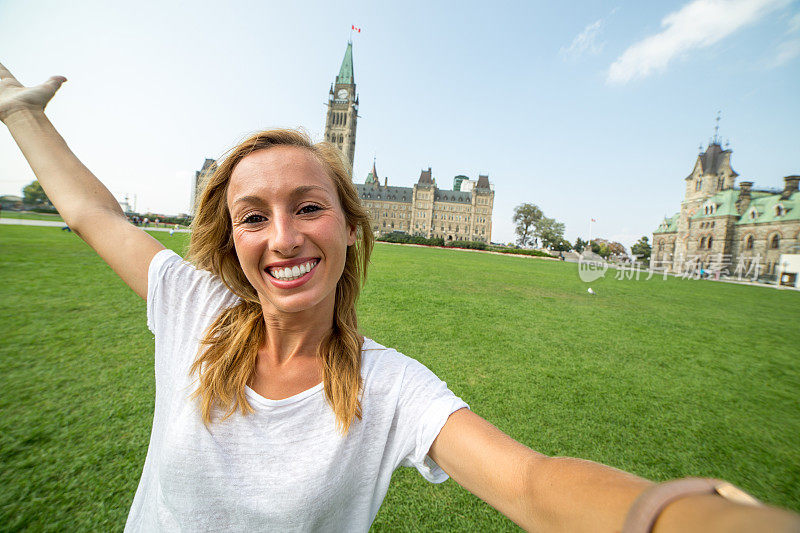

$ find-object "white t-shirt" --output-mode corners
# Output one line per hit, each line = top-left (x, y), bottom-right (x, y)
(124, 249), (469, 532)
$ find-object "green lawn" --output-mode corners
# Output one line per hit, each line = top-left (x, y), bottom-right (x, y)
(1, 225), (798, 531)
(0, 211), (64, 222)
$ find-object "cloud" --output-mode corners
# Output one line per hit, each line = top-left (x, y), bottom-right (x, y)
(560, 8), (619, 60)
(769, 11), (800, 67)
(607, 0), (788, 84)
(561, 19), (605, 59)
(789, 11), (800, 32)
(770, 37), (800, 66)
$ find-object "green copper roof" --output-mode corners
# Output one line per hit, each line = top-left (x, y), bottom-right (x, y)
(654, 213), (679, 233)
(337, 42), (354, 85)
(365, 159), (379, 185)
(690, 189), (740, 219)
(736, 190), (800, 225)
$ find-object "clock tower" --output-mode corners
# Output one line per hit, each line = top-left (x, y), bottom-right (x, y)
(324, 41), (358, 174)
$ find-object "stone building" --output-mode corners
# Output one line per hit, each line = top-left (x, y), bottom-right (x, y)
(191, 158), (216, 215)
(323, 41), (358, 172)
(652, 140), (799, 278)
(356, 161), (495, 242)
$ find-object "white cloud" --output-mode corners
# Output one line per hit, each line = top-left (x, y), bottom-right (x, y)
(560, 8), (620, 60)
(769, 11), (800, 67)
(607, 0), (788, 84)
(788, 11), (800, 32)
(770, 37), (800, 66)
(561, 19), (605, 59)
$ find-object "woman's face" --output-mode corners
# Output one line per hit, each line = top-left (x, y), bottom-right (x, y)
(226, 146), (356, 317)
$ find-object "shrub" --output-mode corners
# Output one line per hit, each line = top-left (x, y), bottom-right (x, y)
(444, 240), (487, 250)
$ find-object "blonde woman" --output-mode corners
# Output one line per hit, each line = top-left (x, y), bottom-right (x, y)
(1, 64), (797, 533)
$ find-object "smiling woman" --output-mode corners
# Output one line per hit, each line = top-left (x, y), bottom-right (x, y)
(187, 131), (371, 435)
(2, 62), (798, 533)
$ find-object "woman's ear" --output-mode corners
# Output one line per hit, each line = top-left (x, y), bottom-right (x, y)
(347, 224), (357, 246)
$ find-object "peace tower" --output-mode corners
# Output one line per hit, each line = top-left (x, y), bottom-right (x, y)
(324, 41), (358, 173)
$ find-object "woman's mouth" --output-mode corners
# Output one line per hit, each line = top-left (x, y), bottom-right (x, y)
(266, 259), (319, 282)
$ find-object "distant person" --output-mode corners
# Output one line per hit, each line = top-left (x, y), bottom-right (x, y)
(2, 63), (797, 533)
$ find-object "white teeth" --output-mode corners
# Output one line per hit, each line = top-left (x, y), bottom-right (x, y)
(268, 260), (318, 281)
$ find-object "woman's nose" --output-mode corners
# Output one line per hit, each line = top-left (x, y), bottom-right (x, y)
(270, 213), (303, 255)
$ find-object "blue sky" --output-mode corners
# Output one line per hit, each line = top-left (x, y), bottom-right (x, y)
(1, 0), (798, 248)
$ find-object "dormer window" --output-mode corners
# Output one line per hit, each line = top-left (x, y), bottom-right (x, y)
(749, 207), (758, 220)
(775, 204), (785, 217)
(695, 178), (702, 191)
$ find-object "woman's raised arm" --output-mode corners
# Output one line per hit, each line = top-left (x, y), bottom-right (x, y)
(0, 63), (164, 298)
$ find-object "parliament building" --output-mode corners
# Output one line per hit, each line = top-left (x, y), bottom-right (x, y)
(323, 42), (495, 242)
(652, 135), (799, 278)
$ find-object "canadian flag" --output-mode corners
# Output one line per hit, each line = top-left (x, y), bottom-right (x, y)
(351, 25), (361, 33)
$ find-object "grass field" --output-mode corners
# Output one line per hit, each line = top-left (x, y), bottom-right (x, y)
(0, 211), (64, 222)
(1, 224), (798, 531)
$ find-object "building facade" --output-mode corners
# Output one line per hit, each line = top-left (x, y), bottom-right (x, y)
(356, 162), (495, 242)
(652, 141), (799, 278)
(323, 42), (358, 172)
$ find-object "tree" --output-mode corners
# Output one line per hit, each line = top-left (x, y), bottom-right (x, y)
(512, 203), (543, 247)
(550, 237), (572, 252)
(574, 237), (588, 253)
(537, 216), (566, 249)
(631, 236), (652, 264)
(22, 180), (51, 207)
(607, 241), (627, 257)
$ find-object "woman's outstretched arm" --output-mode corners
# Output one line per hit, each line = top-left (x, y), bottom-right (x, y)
(0, 63), (164, 298)
(429, 408), (800, 533)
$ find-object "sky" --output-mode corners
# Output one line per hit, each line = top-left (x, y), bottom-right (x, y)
(1, 0), (798, 249)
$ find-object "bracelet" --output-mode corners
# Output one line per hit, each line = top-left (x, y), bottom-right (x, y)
(621, 477), (762, 533)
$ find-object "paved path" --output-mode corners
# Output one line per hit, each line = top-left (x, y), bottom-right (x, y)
(0, 218), (190, 232)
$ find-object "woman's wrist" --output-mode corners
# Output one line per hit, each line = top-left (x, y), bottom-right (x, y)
(1, 106), (47, 127)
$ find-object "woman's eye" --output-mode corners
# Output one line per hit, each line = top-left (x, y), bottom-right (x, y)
(243, 214), (267, 224)
(298, 205), (322, 215)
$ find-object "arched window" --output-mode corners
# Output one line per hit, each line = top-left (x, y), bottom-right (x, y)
(745, 234), (754, 250)
(770, 234), (780, 249)
(717, 176), (725, 190)
(707, 236), (713, 249)
(695, 178), (702, 191)
(775, 204), (785, 217)
(700, 236), (707, 248)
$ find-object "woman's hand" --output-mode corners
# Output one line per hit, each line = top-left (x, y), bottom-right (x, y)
(0, 62), (66, 124)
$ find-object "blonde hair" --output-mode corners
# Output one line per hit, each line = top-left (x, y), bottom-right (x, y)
(187, 129), (373, 434)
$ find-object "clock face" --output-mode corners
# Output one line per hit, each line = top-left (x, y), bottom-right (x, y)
(337, 89), (348, 99)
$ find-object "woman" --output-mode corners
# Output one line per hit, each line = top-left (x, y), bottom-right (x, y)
(1, 64), (797, 532)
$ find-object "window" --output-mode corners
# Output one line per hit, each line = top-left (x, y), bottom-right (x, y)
(700, 236), (707, 248)
(717, 176), (725, 190)
(775, 204), (785, 217)
(707, 236), (713, 249)
(770, 235), (780, 249)
(695, 179), (702, 191)
(745, 235), (754, 250)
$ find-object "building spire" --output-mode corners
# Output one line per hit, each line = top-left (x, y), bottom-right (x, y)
(337, 41), (354, 85)
(712, 110), (721, 145)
